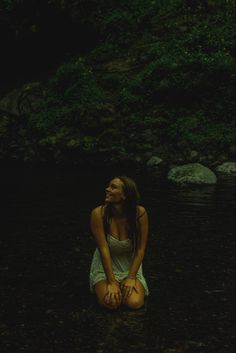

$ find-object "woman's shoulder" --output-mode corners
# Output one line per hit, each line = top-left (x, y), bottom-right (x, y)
(137, 205), (147, 219)
(91, 205), (104, 217)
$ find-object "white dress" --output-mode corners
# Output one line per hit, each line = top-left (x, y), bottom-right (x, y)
(89, 234), (149, 296)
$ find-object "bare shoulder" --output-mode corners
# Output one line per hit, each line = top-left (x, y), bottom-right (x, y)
(137, 205), (148, 219)
(90, 205), (104, 220)
(91, 205), (103, 214)
(90, 205), (106, 238)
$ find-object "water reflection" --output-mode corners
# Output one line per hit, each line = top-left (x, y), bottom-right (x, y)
(0, 168), (235, 353)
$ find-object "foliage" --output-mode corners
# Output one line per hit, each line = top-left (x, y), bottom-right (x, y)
(1, 0), (14, 11)
(29, 60), (104, 132)
(118, 49), (235, 118)
(0, 0), (235, 164)
(167, 112), (235, 150)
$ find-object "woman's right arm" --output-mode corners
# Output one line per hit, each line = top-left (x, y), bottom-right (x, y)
(90, 206), (116, 284)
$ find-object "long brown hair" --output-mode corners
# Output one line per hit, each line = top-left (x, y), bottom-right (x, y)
(103, 176), (140, 250)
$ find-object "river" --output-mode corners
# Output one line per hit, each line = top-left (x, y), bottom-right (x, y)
(0, 167), (235, 353)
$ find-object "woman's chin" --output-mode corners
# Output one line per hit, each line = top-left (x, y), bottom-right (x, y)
(105, 197), (115, 204)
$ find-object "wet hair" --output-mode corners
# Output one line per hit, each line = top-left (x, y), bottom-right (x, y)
(103, 175), (141, 251)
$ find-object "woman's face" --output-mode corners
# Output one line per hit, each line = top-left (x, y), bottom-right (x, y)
(105, 178), (126, 203)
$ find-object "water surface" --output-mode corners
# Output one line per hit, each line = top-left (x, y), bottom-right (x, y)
(0, 167), (235, 353)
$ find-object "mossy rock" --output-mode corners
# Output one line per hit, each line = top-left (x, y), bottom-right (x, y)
(168, 163), (217, 185)
(215, 162), (236, 174)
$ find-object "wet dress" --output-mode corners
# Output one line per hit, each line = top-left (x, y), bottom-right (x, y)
(89, 233), (149, 296)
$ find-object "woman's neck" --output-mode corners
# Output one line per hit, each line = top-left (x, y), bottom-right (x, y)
(111, 203), (126, 218)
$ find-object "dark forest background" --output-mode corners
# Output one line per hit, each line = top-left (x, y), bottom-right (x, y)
(0, 0), (235, 166)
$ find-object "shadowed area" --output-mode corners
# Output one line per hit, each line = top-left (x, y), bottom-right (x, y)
(0, 167), (235, 353)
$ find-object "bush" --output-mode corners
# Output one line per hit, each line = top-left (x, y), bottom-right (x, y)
(166, 110), (235, 150)
(29, 60), (104, 132)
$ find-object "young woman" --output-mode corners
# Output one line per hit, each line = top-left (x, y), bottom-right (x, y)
(89, 176), (149, 310)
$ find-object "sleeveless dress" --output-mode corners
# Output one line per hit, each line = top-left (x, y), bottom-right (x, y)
(89, 234), (149, 296)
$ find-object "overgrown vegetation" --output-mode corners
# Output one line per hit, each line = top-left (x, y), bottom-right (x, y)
(0, 0), (235, 165)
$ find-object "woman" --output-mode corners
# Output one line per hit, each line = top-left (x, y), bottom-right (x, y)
(89, 176), (149, 310)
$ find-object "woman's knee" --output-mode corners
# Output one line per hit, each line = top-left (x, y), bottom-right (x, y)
(124, 297), (144, 310)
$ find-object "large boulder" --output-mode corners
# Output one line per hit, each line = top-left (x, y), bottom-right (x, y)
(168, 163), (217, 185)
(215, 162), (236, 174)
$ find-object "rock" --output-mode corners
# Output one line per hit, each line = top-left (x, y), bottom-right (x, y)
(0, 115), (9, 135)
(206, 154), (215, 162)
(215, 162), (236, 174)
(0, 82), (43, 116)
(134, 155), (142, 164)
(147, 156), (163, 168)
(168, 163), (217, 185)
(0, 89), (20, 115)
(188, 150), (199, 162)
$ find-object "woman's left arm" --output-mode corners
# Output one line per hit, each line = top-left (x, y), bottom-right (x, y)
(121, 206), (148, 298)
(128, 205), (148, 278)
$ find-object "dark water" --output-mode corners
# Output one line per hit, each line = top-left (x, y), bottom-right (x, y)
(0, 167), (235, 353)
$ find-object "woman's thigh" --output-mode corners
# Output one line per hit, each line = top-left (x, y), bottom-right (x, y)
(122, 279), (145, 310)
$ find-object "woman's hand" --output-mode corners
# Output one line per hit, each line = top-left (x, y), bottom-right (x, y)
(104, 280), (121, 306)
(121, 277), (138, 299)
